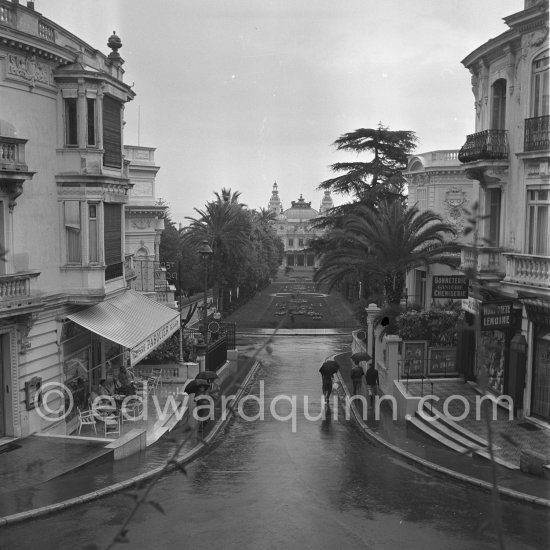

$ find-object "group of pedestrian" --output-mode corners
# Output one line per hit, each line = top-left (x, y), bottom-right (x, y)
(320, 356), (379, 407)
(351, 357), (379, 406)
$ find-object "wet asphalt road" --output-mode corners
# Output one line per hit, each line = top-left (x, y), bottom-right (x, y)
(2, 333), (549, 550)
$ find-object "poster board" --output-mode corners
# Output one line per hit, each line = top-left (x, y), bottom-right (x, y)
(402, 341), (428, 377)
(428, 347), (458, 376)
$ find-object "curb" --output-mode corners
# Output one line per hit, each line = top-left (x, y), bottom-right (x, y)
(0, 360), (263, 527)
(335, 369), (550, 509)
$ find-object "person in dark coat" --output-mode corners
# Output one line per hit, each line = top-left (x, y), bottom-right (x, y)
(321, 373), (333, 404)
(350, 359), (364, 395)
(365, 364), (380, 406)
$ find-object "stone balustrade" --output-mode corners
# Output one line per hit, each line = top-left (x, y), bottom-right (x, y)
(503, 253), (550, 289)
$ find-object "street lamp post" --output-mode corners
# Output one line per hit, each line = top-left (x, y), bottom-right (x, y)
(365, 303), (380, 368)
(198, 240), (213, 368)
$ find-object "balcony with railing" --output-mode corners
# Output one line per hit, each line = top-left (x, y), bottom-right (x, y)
(503, 253), (550, 292)
(460, 245), (506, 281)
(524, 116), (550, 152)
(0, 271), (41, 314)
(458, 130), (508, 163)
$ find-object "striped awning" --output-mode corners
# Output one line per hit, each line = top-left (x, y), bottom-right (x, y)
(67, 290), (180, 366)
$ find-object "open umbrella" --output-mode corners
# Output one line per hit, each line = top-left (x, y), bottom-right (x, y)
(195, 370), (218, 381)
(351, 351), (371, 363)
(183, 379), (209, 395)
(319, 360), (340, 376)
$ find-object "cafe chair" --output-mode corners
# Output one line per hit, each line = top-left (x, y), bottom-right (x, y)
(77, 407), (97, 435)
(121, 396), (143, 423)
(147, 373), (161, 393)
(103, 415), (121, 437)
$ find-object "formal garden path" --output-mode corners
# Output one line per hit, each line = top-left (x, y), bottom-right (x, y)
(224, 274), (358, 329)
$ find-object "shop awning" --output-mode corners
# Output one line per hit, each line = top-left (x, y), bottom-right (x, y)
(521, 297), (550, 327)
(67, 290), (180, 366)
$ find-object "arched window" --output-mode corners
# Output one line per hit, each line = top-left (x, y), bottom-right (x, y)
(491, 79), (507, 130)
(532, 49), (549, 117)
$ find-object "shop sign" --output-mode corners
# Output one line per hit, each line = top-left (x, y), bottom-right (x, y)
(480, 301), (513, 331)
(130, 315), (180, 366)
(461, 296), (479, 314)
(432, 276), (469, 299)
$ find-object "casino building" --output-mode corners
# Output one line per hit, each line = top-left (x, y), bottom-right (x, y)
(267, 182), (333, 271)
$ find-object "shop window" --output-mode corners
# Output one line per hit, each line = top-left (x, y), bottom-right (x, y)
(531, 328), (550, 421)
(532, 50), (549, 118)
(64, 98), (78, 146)
(491, 79), (507, 130)
(64, 200), (81, 263)
(527, 189), (549, 255)
(103, 95), (122, 168)
(486, 188), (501, 246)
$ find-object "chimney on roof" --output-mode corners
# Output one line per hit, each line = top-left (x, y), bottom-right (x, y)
(27, 1), (35, 9)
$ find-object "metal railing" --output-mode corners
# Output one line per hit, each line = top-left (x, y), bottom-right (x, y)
(458, 129), (508, 163)
(105, 261), (123, 281)
(397, 358), (458, 381)
(524, 115), (550, 152)
(206, 336), (228, 371)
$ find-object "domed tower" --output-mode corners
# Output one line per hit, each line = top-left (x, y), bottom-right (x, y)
(268, 181), (283, 215)
(319, 190), (334, 215)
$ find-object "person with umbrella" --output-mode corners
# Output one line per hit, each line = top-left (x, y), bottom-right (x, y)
(350, 352), (371, 395)
(319, 360), (339, 404)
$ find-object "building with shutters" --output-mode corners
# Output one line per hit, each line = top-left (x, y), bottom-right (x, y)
(0, 1), (179, 438)
(456, 0), (549, 421)
(267, 182), (333, 271)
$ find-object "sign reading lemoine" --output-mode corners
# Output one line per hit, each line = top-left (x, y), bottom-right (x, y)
(432, 276), (469, 299)
(480, 301), (513, 331)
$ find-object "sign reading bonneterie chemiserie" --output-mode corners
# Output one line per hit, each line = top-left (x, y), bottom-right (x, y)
(432, 276), (469, 299)
(480, 301), (513, 331)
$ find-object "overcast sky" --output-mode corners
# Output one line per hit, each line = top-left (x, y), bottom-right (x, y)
(40, 0), (522, 225)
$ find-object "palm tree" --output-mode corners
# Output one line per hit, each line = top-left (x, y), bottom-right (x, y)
(183, 195), (251, 312)
(313, 200), (459, 306)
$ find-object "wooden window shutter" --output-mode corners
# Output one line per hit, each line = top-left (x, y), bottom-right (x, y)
(103, 96), (122, 168)
(104, 203), (122, 265)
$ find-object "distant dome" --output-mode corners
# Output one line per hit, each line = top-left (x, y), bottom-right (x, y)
(283, 195), (319, 221)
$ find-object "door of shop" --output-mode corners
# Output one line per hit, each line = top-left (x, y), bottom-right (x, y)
(531, 329), (550, 421)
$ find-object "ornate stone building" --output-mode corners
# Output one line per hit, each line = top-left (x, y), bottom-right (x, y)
(404, 150), (474, 308)
(457, 0), (549, 417)
(0, 1), (179, 438)
(267, 182), (333, 270)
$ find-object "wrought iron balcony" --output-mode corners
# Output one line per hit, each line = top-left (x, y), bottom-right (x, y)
(503, 253), (550, 291)
(458, 130), (508, 163)
(524, 116), (550, 152)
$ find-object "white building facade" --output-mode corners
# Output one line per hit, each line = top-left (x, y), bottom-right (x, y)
(404, 150), (474, 308)
(458, 0), (549, 421)
(0, 1), (179, 438)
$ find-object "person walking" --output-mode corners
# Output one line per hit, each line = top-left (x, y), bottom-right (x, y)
(321, 373), (333, 404)
(365, 363), (380, 407)
(350, 359), (364, 395)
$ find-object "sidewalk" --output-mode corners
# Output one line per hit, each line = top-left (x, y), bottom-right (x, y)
(334, 352), (550, 505)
